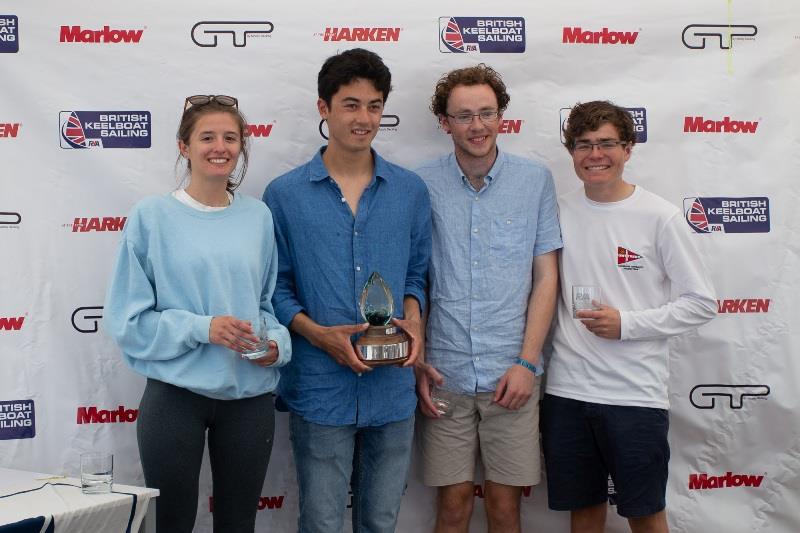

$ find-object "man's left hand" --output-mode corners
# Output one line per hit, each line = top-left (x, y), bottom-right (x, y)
(392, 316), (423, 367)
(493, 364), (534, 410)
(577, 302), (622, 340)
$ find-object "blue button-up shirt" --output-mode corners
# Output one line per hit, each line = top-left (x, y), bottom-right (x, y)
(415, 149), (562, 394)
(264, 147), (432, 427)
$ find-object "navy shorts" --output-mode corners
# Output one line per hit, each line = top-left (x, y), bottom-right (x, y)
(541, 393), (670, 518)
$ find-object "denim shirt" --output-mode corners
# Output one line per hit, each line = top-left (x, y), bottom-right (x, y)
(415, 150), (562, 394)
(264, 147), (432, 427)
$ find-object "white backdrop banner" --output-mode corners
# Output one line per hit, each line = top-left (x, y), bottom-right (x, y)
(1, 1), (799, 531)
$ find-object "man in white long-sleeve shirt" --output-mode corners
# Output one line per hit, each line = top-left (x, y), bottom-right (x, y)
(542, 100), (716, 533)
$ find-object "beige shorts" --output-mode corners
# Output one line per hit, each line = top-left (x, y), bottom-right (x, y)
(417, 381), (541, 487)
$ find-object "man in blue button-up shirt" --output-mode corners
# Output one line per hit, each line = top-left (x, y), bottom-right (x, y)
(263, 48), (431, 533)
(415, 65), (562, 533)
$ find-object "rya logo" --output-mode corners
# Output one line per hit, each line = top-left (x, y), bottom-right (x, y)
(0, 15), (19, 53)
(690, 384), (770, 409)
(64, 217), (126, 232)
(60, 111), (151, 149)
(59, 25), (144, 44)
(684, 116), (758, 134)
(77, 405), (138, 424)
(717, 299), (770, 314)
(320, 27), (401, 42)
(681, 24), (757, 49)
(191, 21), (273, 47)
(0, 400), (35, 440)
(440, 17), (525, 53)
(689, 472), (764, 490)
(684, 197), (769, 234)
(562, 26), (638, 45)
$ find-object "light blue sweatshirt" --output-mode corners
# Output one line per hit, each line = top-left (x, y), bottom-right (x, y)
(103, 193), (291, 400)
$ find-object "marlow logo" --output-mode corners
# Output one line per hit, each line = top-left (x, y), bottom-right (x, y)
(191, 21), (273, 47)
(64, 216), (126, 232)
(562, 26), (638, 44)
(0, 400), (35, 440)
(689, 472), (764, 490)
(684, 197), (769, 234)
(59, 25), (143, 43)
(0, 316), (25, 331)
(209, 495), (285, 512)
(617, 247), (643, 270)
(77, 405), (138, 424)
(440, 17), (525, 53)
(681, 24), (757, 49)
(320, 27), (401, 42)
(717, 299), (770, 314)
(684, 116), (758, 133)
(247, 123), (273, 138)
(1, 123), (20, 138)
(690, 384), (770, 409)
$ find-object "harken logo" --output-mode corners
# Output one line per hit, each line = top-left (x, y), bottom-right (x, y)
(191, 21), (273, 47)
(717, 298), (770, 314)
(684, 116), (758, 134)
(0, 123), (20, 138)
(562, 26), (638, 45)
(0, 15), (19, 53)
(60, 111), (151, 149)
(439, 17), (525, 53)
(318, 27), (401, 42)
(689, 472), (764, 490)
(319, 115), (399, 140)
(77, 405), (139, 424)
(247, 123), (273, 139)
(684, 197), (769, 233)
(498, 119), (522, 134)
(690, 384), (770, 409)
(0, 315), (25, 331)
(617, 246), (643, 270)
(0, 400), (35, 440)
(59, 25), (143, 44)
(72, 306), (103, 333)
(681, 24), (757, 49)
(560, 107), (647, 143)
(63, 216), (127, 232)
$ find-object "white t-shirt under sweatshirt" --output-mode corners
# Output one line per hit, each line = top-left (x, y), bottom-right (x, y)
(547, 185), (716, 409)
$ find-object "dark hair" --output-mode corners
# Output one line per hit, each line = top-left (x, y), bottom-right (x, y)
(176, 101), (249, 193)
(430, 64), (510, 117)
(317, 48), (392, 105)
(562, 100), (636, 151)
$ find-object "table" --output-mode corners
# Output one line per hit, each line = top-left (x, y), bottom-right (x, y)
(0, 468), (158, 533)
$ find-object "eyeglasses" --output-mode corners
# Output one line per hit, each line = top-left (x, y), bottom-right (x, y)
(572, 140), (628, 153)
(446, 110), (500, 124)
(183, 95), (238, 111)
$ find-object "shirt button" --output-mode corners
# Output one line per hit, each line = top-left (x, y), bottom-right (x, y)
(341, 197), (346, 203)
(473, 228), (479, 234)
(474, 197), (479, 201)
(473, 325), (479, 331)
(473, 293), (479, 299)
(354, 231), (359, 236)
(474, 356), (480, 361)
(473, 261), (478, 266)
(356, 266), (361, 272)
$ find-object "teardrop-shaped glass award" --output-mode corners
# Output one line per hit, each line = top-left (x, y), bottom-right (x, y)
(359, 272), (394, 326)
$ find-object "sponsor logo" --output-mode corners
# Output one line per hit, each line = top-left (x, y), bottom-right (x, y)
(0, 316), (25, 331)
(208, 495), (285, 512)
(560, 107), (647, 143)
(71, 306), (103, 333)
(617, 246), (643, 271)
(0, 123), (20, 138)
(498, 119), (522, 134)
(0, 400), (35, 440)
(60, 111), (151, 149)
(562, 26), (638, 45)
(689, 472), (764, 490)
(318, 114), (399, 140)
(684, 197), (769, 233)
(191, 21), (273, 47)
(684, 116), (758, 133)
(63, 216), (127, 232)
(690, 384), (770, 409)
(717, 298), (770, 314)
(59, 25), (143, 44)
(607, 475), (617, 506)
(439, 17), (525, 53)
(0, 15), (19, 53)
(682, 24), (757, 49)
(0, 211), (22, 229)
(318, 27), (401, 42)
(247, 123), (273, 138)
(77, 405), (138, 424)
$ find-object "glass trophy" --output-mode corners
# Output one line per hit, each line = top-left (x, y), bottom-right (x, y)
(354, 272), (409, 366)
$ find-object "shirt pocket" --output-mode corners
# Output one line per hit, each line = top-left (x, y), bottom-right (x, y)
(490, 217), (528, 263)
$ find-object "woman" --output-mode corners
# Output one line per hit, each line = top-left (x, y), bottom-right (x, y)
(104, 95), (290, 532)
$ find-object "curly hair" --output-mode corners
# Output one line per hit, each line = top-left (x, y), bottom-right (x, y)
(430, 64), (510, 117)
(562, 101), (636, 151)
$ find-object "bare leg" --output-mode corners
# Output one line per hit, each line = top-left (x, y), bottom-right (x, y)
(629, 510), (668, 533)
(434, 481), (475, 533)
(571, 503), (607, 533)
(484, 480), (521, 533)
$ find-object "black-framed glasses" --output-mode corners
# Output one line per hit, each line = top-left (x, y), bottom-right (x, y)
(183, 94), (238, 111)
(446, 110), (500, 124)
(572, 140), (628, 153)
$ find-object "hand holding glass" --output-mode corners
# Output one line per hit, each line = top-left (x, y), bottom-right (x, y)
(572, 285), (602, 318)
(239, 316), (269, 359)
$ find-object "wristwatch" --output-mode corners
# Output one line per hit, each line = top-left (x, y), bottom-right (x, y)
(515, 357), (544, 376)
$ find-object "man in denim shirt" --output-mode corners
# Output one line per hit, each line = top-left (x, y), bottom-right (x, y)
(263, 49), (431, 533)
(415, 65), (562, 533)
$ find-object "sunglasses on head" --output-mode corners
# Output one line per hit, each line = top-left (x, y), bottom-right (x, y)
(183, 94), (238, 111)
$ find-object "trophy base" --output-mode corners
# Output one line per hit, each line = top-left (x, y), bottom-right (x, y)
(355, 325), (409, 367)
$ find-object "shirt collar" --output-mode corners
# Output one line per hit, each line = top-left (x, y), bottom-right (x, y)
(309, 146), (390, 183)
(453, 146), (506, 186)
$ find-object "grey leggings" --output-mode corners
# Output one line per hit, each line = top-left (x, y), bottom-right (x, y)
(137, 378), (275, 533)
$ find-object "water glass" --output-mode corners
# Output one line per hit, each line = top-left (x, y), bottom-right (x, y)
(572, 285), (602, 318)
(240, 316), (269, 359)
(81, 452), (113, 494)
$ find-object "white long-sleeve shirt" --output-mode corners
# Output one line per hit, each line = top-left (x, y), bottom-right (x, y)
(547, 186), (716, 409)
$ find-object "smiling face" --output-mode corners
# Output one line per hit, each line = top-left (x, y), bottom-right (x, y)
(318, 77), (384, 155)
(178, 112), (242, 184)
(441, 83), (501, 166)
(570, 122), (632, 193)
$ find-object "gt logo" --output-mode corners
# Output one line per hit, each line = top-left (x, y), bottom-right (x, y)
(689, 384), (770, 409)
(681, 24), (757, 49)
(191, 21), (274, 47)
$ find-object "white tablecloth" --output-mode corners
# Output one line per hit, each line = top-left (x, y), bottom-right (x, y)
(0, 468), (158, 533)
